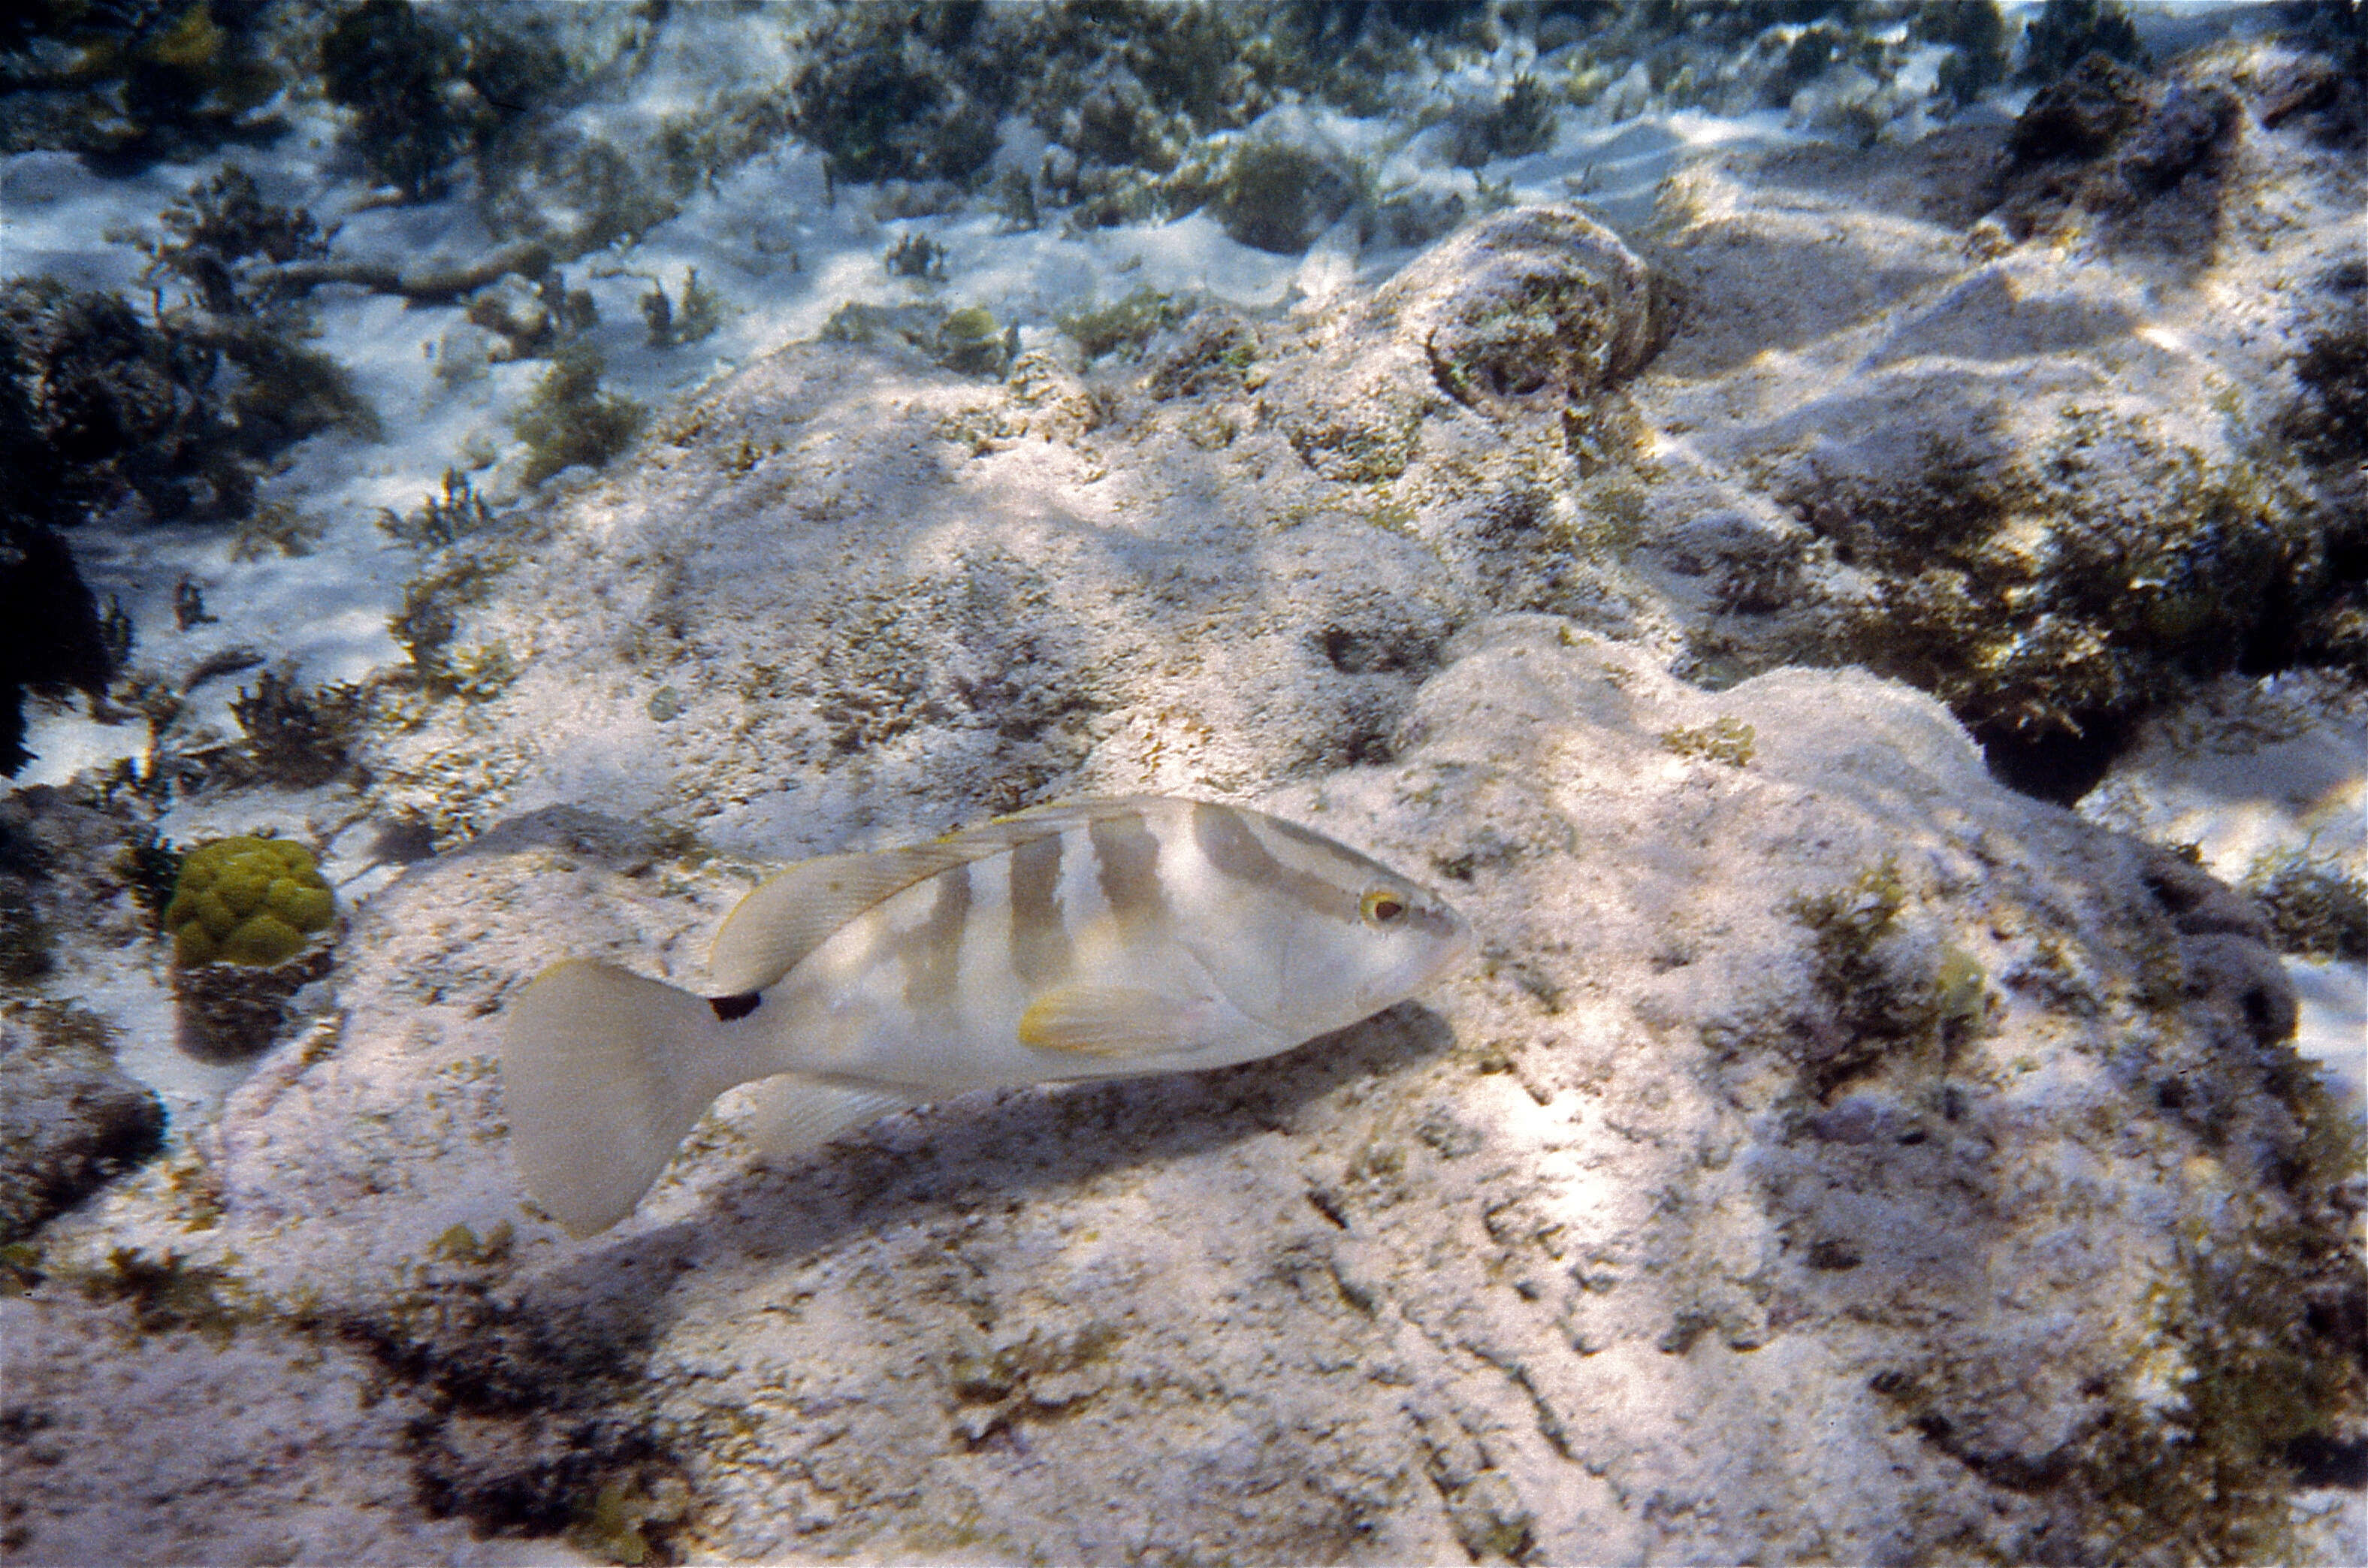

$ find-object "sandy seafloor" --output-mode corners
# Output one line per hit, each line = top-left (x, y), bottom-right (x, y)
(3, 2), (2363, 1564)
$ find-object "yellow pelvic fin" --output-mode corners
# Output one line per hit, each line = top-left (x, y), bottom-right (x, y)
(1017, 984), (1213, 1059)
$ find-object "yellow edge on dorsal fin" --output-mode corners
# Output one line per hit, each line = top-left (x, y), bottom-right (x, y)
(708, 798), (1189, 996)
(1016, 984), (1210, 1059)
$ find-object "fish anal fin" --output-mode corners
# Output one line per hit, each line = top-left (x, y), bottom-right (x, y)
(738, 1075), (917, 1159)
(1017, 985), (1215, 1059)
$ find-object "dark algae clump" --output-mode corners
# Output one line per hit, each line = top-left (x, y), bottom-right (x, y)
(514, 342), (647, 486)
(0, 277), (251, 527)
(319, 0), (571, 202)
(0, 0), (285, 169)
(1913, 0), (2010, 104)
(2246, 856), (2368, 962)
(2019, 0), (2147, 83)
(2, 168), (373, 530)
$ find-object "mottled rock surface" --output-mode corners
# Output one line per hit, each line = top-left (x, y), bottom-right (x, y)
(1625, 41), (2365, 778)
(8, 43), (2365, 1563)
(0, 1007), (163, 1243)
(11, 623), (2357, 1566)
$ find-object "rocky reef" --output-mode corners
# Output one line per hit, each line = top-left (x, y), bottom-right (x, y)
(3, 6), (2363, 1566)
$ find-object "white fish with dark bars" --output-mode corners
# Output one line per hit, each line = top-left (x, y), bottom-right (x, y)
(502, 796), (1475, 1235)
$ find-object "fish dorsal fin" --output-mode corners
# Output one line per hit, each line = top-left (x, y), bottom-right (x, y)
(708, 799), (1177, 995)
(709, 844), (974, 995)
(1018, 983), (1217, 1059)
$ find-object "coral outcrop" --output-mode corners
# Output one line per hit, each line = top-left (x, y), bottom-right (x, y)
(1267, 204), (1671, 483)
(165, 836), (336, 1060)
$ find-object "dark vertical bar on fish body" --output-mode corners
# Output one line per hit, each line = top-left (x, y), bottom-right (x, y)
(1008, 831), (1073, 986)
(1090, 810), (1168, 934)
(1190, 802), (1362, 923)
(902, 860), (972, 1012)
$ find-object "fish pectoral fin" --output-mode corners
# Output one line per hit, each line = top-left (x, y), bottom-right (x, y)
(1017, 985), (1220, 1059)
(739, 1074), (917, 1159)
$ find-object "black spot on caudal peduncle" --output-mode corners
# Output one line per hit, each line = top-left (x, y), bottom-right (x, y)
(709, 992), (762, 1022)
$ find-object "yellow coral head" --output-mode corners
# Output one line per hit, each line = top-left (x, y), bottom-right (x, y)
(164, 835), (335, 968)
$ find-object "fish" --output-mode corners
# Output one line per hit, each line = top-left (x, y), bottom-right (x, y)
(500, 795), (1473, 1235)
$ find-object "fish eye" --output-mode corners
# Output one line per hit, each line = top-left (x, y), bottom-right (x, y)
(1361, 889), (1408, 925)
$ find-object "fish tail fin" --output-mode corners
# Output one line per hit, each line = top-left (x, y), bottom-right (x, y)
(500, 958), (746, 1237)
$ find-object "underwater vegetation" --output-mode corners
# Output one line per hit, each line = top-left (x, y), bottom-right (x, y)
(1912, 0), (2011, 104)
(780, 1), (1584, 239)
(2019, 0), (2146, 84)
(145, 163), (327, 316)
(1, 276), (253, 528)
(1783, 856), (1986, 1095)
(822, 300), (1019, 379)
(512, 342), (646, 487)
(791, 2), (1000, 186)
(319, 0), (571, 202)
(2245, 854), (2368, 962)
(883, 230), (948, 280)
(228, 671), (364, 791)
(1202, 110), (1365, 253)
(0, 0), (285, 169)
(0, 162), (379, 775)
(0, 273), (231, 774)
(1774, 425), (2311, 798)
(320, 0), (676, 261)
(377, 468), (497, 552)
(7, 165), (374, 529)
(1446, 71), (1560, 166)
(639, 269), (723, 351)
(1056, 286), (1190, 362)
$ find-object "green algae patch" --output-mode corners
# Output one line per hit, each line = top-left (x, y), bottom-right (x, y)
(515, 343), (647, 486)
(165, 837), (334, 968)
(1659, 716), (1756, 768)
(1057, 286), (1186, 362)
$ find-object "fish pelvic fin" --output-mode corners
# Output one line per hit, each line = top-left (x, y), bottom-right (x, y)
(500, 958), (747, 1237)
(1017, 983), (1227, 1059)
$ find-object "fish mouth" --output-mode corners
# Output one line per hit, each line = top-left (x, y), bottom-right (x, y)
(1353, 922), (1475, 1016)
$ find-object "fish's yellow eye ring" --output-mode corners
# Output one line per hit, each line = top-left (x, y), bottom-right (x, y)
(1361, 889), (1408, 925)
